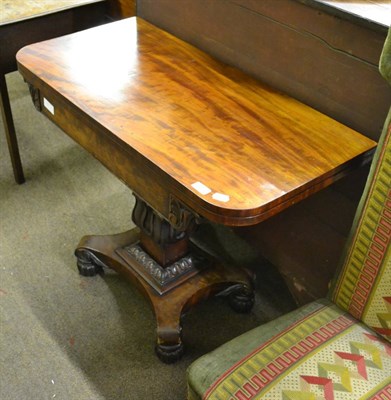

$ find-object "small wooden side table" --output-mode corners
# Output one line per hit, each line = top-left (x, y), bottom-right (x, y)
(16, 17), (376, 363)
(0, 0), (107, 184)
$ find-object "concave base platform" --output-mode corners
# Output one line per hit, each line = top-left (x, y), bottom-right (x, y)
(75, 228), (254, 363)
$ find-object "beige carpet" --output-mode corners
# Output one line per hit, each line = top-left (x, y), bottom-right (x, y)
(0, 71), (295, 400)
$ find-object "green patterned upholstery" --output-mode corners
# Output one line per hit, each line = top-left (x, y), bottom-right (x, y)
(187, 29), (391, 400)
(330, 112), (391, 342)
(188, 300), (391, 400)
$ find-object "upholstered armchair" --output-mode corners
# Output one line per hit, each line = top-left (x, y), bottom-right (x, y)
(186, 29), (391, 400)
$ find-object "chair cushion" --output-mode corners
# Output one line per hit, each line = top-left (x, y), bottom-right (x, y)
(187, 299), (391, 400)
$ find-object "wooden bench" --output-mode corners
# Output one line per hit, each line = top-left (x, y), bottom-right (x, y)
(16, 17), (376, 363)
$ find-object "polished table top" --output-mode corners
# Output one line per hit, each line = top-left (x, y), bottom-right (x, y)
(16, 17), (376, 226)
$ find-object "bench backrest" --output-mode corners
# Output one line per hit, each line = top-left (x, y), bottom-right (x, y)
(330, 29), (391, 342)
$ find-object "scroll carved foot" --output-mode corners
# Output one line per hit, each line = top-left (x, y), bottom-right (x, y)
(217, 283), (255, 313)
(155, 313), (184, 363)
(228, 287), (255, 313)
(155, 342), (184, 364)
(75, 248), (107, 277)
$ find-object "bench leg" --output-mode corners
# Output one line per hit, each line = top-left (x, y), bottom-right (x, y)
(0, 74), (25, 184)
(74, 194), (255, 363)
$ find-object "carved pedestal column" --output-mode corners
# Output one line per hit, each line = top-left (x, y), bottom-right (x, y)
(115, 194), (207, 295)
(75, 194), (254, 363)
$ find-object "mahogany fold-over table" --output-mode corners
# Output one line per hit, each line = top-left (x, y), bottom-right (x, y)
(17, 17), (376, 363)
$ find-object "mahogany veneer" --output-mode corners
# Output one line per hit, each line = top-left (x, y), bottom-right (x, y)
(17, 17), (376, 362)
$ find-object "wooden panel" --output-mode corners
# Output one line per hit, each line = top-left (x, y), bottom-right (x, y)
(236, 166), (369, 304)
(138, 0), (390, 140)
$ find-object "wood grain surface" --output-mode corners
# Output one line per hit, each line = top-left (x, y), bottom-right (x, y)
(16, 17), (376, 225)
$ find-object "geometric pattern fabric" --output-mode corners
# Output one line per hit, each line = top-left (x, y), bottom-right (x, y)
(331, 124), (391, 343)
(202, 304), (391, 400)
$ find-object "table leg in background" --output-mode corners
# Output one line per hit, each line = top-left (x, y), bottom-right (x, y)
(0, 74), (25, 184)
